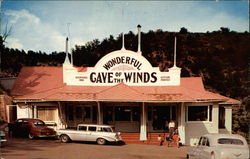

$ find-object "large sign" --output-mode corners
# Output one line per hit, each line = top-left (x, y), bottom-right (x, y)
(63, 50), (181, 86)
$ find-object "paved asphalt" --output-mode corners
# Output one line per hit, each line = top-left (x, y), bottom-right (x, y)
(0, 138), (189, 159)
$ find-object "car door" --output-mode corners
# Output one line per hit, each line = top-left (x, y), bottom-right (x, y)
(194, 137), (204, 159)
(12, 119), (23, 136)
(199, 137), (212, 159)
(72, 125), (87, 141)
(21, 120), (31, 137)
(14, 119), (29, 137)
(85, 126), (97, 142)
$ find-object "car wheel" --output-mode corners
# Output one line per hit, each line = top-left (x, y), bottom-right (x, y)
(186, 154), (189, 159)
(96, 138), (106, 145)
(28, 133), (35, 139)
(60, 134), (70, 143)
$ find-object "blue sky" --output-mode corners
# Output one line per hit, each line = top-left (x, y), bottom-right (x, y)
(0, 1), (249, 53)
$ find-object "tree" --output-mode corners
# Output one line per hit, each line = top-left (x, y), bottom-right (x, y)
(179, 27), (188, 34)
(0, 19), (13, 72)
(220, 27), (230, 34)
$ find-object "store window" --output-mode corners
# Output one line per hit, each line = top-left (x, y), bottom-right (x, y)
(115, 106), (131, 121)
(104, 106), (113, 124)
(76, 107), (83, 119)
(65, 105), (74, 121)
(147, 106), (152, 121)
(187, 106), (208, 121)
(85, 107), (91, 119)
(132, 107), (140, 121)
(92, 106), (97, 121)
(37, 107), (57, 121)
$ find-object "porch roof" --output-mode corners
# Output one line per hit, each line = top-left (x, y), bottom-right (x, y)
(11, 66), (240, 104)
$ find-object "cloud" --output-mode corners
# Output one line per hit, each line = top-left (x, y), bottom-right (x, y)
(6, 9), (40, 24)
(4, 9), (66, 53)
(2, 1), (249, 54)
(5, 37), (24, 50)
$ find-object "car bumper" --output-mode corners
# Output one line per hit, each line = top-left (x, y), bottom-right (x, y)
(0, 139), (7, 142)
(37, 134), (57, 138)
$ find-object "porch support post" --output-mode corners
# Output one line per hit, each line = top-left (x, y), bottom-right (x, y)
(34, 106), (37, 118)
(178, 102), (186, 144)
(225, 106), (232, 134)
(97, 102), (103, 124)
(212, 104), (219, 133)
(140, 102), (147, 141)
(58, 102), (66, 129)
(6, 105), (10, 123)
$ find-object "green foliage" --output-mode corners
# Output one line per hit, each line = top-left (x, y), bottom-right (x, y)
(179, 27), (188, 34)
(0, 28), (249, 137)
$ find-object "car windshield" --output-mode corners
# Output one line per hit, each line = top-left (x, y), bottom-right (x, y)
(34, 121), (45, 126)
(218, 138), (244, 145)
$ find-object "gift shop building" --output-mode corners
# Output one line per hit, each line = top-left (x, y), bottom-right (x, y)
(10, 27), (239, 145)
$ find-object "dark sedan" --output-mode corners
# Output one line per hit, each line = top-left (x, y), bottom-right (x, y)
(9, 118), (56, 139)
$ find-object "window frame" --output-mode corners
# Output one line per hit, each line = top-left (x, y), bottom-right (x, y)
(186, 104), (213, 123)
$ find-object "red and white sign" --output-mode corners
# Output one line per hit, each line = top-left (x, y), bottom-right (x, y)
(63, 50), (181, 86)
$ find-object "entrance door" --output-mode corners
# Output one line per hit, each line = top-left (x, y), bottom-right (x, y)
(152, 107), (170, 130)
(219, 106), (225, 128)
(84, 106), (91, 123)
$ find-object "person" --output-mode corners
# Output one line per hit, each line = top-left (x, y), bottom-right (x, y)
(169, 120), (175, 134)
(172, 128), (180, 148)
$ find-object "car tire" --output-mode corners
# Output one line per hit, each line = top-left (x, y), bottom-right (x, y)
(28, 133), (35, 139)
(186, 154), (189, 159)
(96, 138), (106, 145)
(60, 134), (70, 143)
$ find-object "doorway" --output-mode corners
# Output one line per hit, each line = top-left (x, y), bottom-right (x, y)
(219, 106), (225, 128)
(151, 106), (176, 131)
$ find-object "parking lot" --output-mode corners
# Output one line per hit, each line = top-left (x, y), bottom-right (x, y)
(1, 138), (189, 159)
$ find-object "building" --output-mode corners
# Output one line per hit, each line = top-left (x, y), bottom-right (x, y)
(10, 26), (240, 145)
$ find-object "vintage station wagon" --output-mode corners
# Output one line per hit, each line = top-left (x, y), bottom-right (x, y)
(56, 124), (122, 145)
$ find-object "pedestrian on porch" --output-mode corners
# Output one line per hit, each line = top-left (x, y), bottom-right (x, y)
(169, 120), (175, 134)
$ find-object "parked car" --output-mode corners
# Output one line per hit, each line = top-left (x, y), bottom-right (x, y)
(186, 133), (249, 159)
(9, 118), (56, 139)
(56, 124), (122, 145)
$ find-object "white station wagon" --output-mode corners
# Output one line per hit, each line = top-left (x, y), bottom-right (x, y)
(186, 133), (249, 159)
(56, 124), (122, 145)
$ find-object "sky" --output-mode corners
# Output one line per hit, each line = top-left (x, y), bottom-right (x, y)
(0, 1), (249, 54)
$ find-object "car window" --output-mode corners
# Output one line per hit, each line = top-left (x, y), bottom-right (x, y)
(79, 126), (87, 131)
(88, 126), (96, 131)
(202, 137), (209, 146)
(34, 121), (45, 126)
(98, 127), (112, 132)
(198, 137), (203, 145)
(206, 139), (210, 146)
(16, 119), (23, 123)
(218, 138), (244, 145)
